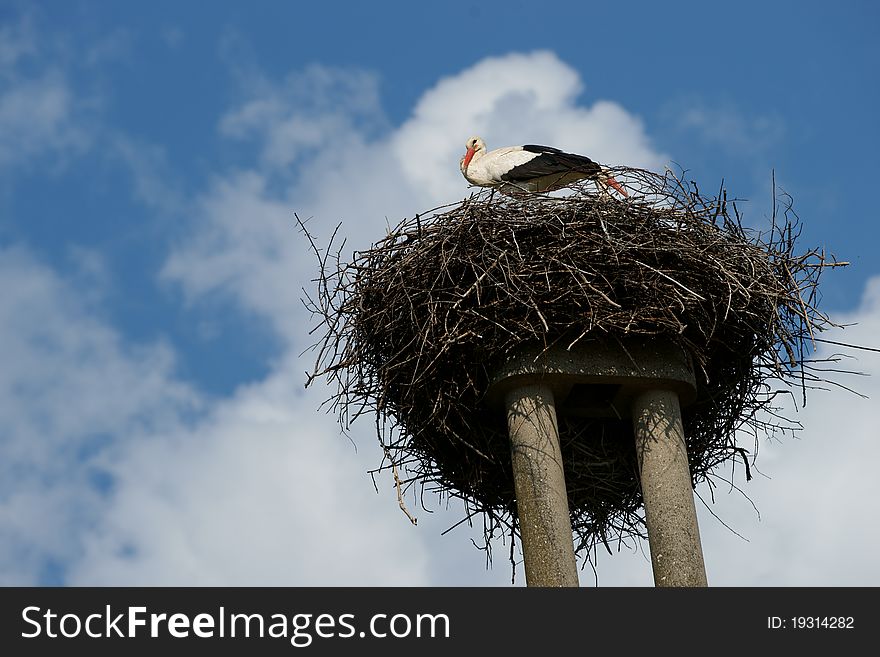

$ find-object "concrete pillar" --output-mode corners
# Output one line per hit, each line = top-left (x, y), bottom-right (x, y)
(631, 388), (708, 587)
(505, 383), (579, 587)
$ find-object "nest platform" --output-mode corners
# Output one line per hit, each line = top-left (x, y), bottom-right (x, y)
(303, 168), (845, 558)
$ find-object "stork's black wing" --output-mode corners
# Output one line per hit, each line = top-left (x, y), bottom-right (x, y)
(500, 144), (602, 183)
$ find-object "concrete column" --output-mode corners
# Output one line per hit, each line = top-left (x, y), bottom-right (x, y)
(631, 388), (708, 587)
(505, 383), (579, 587)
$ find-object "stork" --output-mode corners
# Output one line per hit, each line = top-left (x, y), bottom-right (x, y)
(459, 136), (628, 196)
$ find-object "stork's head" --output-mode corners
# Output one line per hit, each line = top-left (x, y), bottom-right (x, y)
(460, 135), (486, 174)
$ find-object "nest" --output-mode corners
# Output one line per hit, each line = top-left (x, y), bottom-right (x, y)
(302, 168), (847, 561)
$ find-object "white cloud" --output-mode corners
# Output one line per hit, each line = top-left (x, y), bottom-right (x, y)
(0, 244), (433, 586)
(0, 71), (88, 168)
(161, 171), (306, 340)
(219, 65), (385, 171)
(0, 246), (198, 584)
(70, 358), (431, 586)
(167, 51), (668, 342)
(392, 51), (667, 201)
(669, 100), (785, 155)
(110, 134), (184, 214)
(0, 19), (91, 171)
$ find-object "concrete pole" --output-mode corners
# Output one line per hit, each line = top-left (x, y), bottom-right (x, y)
(631, 388), (708, 587)
(505, 383), (579, 587)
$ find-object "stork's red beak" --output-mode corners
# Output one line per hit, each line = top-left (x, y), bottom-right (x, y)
(462, 147), (476, 169)
(606, 175), (628, 197)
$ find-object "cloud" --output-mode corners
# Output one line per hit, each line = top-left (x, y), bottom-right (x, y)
(0, 71), (88, 169)
(70, 358), (431, 586)
(0, 246), (199, 584)
(161, 171), (306, 340)
(0, 244), (432, 586)
(219, 65), (386, 171)
(392, 51), (668, 201)
(110, 134), (185, 214)
(167, 51), (668, 341)
(0, 20), (91, 171)
(668, 100), (785, 155)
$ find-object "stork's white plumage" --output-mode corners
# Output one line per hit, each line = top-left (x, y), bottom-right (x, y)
(459, 136), (628, 196)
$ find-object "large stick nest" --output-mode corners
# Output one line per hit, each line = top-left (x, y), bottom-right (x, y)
(302, 168), (847, 559)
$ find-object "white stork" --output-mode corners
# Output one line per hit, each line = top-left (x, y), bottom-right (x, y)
(459, 136), (628, 196)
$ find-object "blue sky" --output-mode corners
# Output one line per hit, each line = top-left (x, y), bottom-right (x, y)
(1, 1), (878, 586)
